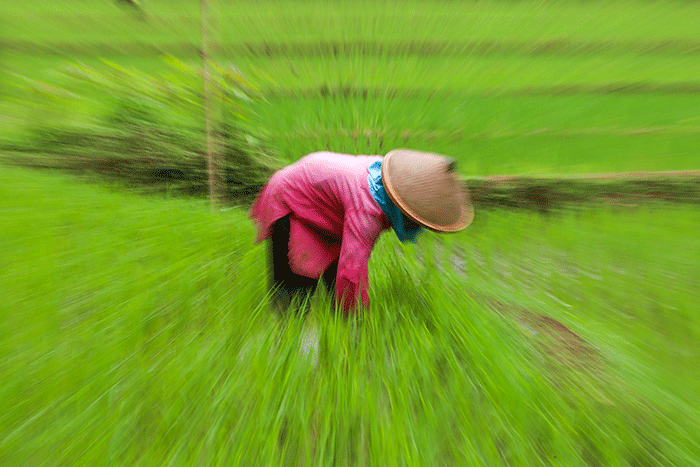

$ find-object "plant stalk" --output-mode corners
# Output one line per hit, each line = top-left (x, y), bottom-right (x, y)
(201, 0), (216, 208)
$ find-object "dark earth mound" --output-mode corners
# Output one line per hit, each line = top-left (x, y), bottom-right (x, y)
(466, 171), (700, 212)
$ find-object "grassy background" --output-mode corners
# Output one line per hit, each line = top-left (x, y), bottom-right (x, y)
(1, 165), (699, 466)
(2, 0), (700, 174)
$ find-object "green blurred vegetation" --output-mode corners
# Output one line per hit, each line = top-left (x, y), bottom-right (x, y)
(1, 165), (698, 466)
(2, 0), (700, 176)
(4, 57), (277, 200)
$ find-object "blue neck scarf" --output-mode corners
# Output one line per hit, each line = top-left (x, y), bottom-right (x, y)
(367, 160), (423, 243)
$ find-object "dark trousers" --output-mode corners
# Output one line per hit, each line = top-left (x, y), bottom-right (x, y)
(269, 214), (338, 311)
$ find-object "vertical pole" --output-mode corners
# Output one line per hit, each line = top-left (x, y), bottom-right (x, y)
(200, 0), (216, 209)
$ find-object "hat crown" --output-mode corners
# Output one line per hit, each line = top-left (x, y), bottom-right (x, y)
(381, 150), (473, 232)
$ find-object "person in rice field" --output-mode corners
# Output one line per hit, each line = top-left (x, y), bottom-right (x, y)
(248, 149), (474, 314)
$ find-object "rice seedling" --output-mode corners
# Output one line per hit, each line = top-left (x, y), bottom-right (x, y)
(3, 0), (700, 175)
(1, 165), (698, 466)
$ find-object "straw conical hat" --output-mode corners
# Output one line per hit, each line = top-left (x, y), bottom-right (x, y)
(381, 149), (474, 232)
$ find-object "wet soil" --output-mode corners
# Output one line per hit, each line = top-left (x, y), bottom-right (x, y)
(485, 298), (605, 379)
(4, 151), (698, 210)
(465, 171), (700, 212)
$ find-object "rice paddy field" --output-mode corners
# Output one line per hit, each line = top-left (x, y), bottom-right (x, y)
(1, 0), (700, 466)
(2, 162), (699, 466)
(3, 0), (700, 173)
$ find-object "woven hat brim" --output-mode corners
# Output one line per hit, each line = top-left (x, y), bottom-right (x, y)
(381, 150), (474, 232)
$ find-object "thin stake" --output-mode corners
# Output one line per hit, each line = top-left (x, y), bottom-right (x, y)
(200, 0), (216, 209)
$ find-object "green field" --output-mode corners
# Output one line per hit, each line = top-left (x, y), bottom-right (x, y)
(2, 0), (700, 174)
(2, 1), (700, 465)
(1, 165), (699, 466)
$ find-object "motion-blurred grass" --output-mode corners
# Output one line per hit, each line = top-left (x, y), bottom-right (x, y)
(1, 165), (698, 466)
(2, 0), (700, 173)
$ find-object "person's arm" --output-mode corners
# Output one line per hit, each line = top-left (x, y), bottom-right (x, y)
(335, 212), (384, 314)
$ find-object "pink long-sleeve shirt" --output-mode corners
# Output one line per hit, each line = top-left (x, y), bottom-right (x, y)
(248, 152), (391, 312)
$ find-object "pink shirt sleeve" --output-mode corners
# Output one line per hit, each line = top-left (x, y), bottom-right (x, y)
(335, 210), (384, 313)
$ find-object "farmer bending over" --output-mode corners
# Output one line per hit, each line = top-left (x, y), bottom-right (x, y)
(248, 149), (474, 314)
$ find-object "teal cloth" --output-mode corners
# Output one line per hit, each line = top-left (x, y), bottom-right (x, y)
(367, 160), (423, 243)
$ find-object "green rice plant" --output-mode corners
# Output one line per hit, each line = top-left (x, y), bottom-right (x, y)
(3, 0), (700, 176)
(6, 56), (278, 198)
(1, 165), (699, 466)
